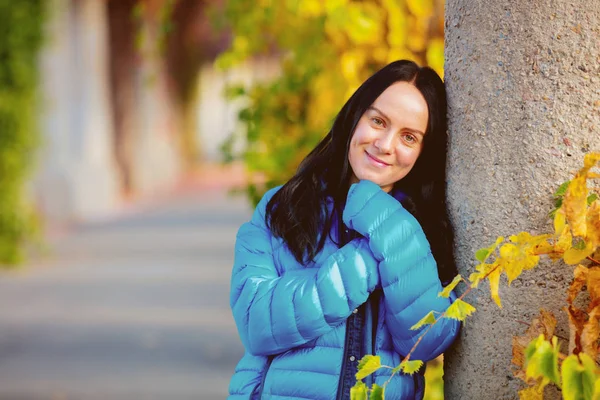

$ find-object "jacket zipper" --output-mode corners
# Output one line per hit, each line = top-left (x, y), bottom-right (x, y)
(255, 356), (273, 399)
(335, 320), (351, 400)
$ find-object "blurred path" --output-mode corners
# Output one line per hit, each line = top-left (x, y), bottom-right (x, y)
(0, 164), (251, 400)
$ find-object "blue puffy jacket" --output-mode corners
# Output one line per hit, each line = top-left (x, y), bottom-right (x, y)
(228, 180), (460, 399)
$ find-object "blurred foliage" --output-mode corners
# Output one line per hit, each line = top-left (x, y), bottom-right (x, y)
(216, 0), (445, 206)
(0, 0), (45, 264)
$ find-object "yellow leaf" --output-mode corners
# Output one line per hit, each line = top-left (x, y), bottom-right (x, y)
(587, 200), (600, 247)
(567, 265), (589, 304)
(588, 267), (600, 307)
(564, 176), (589, 237)
(438, 274), (462, 298)
(554, 208), (567, 235)
(583, 152), (600, 171)
(564, 240), (596, 264)
(489, 267), (502, 308)
(445, 299), (476, 321)
(355, 355), (382, 380)
(582, 306), (600, 358)
(512, 310), (557, 372)
(518, 382), (545, 400)
(410, 311), (437, 331)
(400, 359), (424, 375)
(382, 0), (407, 48)
(554, 224), (573, 257)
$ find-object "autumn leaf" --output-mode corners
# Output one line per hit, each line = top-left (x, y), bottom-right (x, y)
(399, 359), (424, 375)
(564, 240), (596, 265)
(512, 310), (557, 374)
(489, 267), (502, 308)
(564, 176), (589, 238)
(410, 311), (436, 331)
(469, 261), (497, 288)
(554, 207), (567, 235)
(438, 274), (462, 298)
(567, 265), (589, 304)
(581, 305), (600, 358)
(518, 381), (545, 400)
(355, 355), (382, 380)
(524, 335), (560, 386)
(561, 353), (597, 400)
(583, 152), (600, 171)
(350, 381), (368, 400)
(552, 224), (573, 259)
(566, 305), (586, 355)
(587, 201), (600, 247)
(445, 299), (476, 321)
(369, 384), (384, 400)
(499, 232), (545, 284)
(588, 267), (600, 307)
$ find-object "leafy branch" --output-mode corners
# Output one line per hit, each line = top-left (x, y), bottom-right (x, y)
(352, 152), (600, 399)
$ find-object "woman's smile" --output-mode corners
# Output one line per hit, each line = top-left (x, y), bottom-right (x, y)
(365, 150), (391, 167)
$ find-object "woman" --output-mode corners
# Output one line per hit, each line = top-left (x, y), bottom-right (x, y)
(228, 60), (460, 400)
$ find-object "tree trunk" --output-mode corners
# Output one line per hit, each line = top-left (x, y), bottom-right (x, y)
(444, 1), (600, 398)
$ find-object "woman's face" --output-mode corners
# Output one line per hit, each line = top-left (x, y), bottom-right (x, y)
(348, 81), (429, 193)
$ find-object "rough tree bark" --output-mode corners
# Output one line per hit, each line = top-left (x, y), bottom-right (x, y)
(444, 1), (600, 399)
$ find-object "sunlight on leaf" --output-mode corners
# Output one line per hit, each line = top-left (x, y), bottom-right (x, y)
(489, 267), (502, 308)
(438, 274), (462, 298)
(445, 299), (476, 321)
(400, 359), (423, 375)
(564, 176), (589, 238)
(524, 335), (560, 386)
(356, 355), (382, 380)
(410, 311), (437, 331)
(350, 381), (368, 400)
(369, 384), (384, 400)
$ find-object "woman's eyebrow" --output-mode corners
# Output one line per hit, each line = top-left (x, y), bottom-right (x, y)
(368, 106), (425, 136)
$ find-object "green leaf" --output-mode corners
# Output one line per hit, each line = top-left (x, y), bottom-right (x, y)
(356, 355), (382, 380)
(588, 193), (599, 206)
(410, 311), (437, 331)
(350, 381), (368, 400)
(445, 299), (476, 321)
(475, 248), (490, 262)
(561, 354), (598, 400)
(525, 335), (560, 386)
(369, 384), (384, 400)
(554, 181), (571, 198)
(438, 274), (462, 298)
(400, 359), (423, 375)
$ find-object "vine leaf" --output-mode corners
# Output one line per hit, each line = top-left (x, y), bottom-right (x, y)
(566, 306), (586, 355)
(518, 381), (544, 400)
(581, 306), (600, 358)
(561, 354), (597, 400)
(410, 311), (436, 331)
(445, 299), (476, 321)
(567, 265), (588, 304)
(512, 309), (557, 382)
(489, 267), (502, 308)
(587, 201), (600, 248)
(369, 384), (384, 400)
(524, 335), (560, 386)
(564, 240), (595, 265)
(564, 176), (589, 238)
(350, 381), (368, 400)
(355, 355), (382, 380)
(438, 274), (462, 298)
(399, 359), (423, 375)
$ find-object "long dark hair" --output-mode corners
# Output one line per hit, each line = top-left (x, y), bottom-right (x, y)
(265, 60), (457, 284)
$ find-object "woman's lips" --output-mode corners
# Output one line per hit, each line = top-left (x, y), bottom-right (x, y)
(365, 150), (391, 167)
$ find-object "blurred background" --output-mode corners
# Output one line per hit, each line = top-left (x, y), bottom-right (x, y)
(0, 0), (445, 398)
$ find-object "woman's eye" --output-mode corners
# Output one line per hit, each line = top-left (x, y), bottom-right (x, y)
(404, 133), (416, 143)
(371, 117), (384, 126)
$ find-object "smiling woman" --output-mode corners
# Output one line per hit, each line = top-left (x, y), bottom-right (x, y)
(349, 82), (429, 193)
(227, 60), (459, 400)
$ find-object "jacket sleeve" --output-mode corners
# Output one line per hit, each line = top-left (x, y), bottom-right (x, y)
(343, 180), (460, 362)
(230, 187), (379, 357)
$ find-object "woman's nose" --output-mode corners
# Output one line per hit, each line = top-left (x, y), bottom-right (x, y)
(373, 131), (394, 154)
